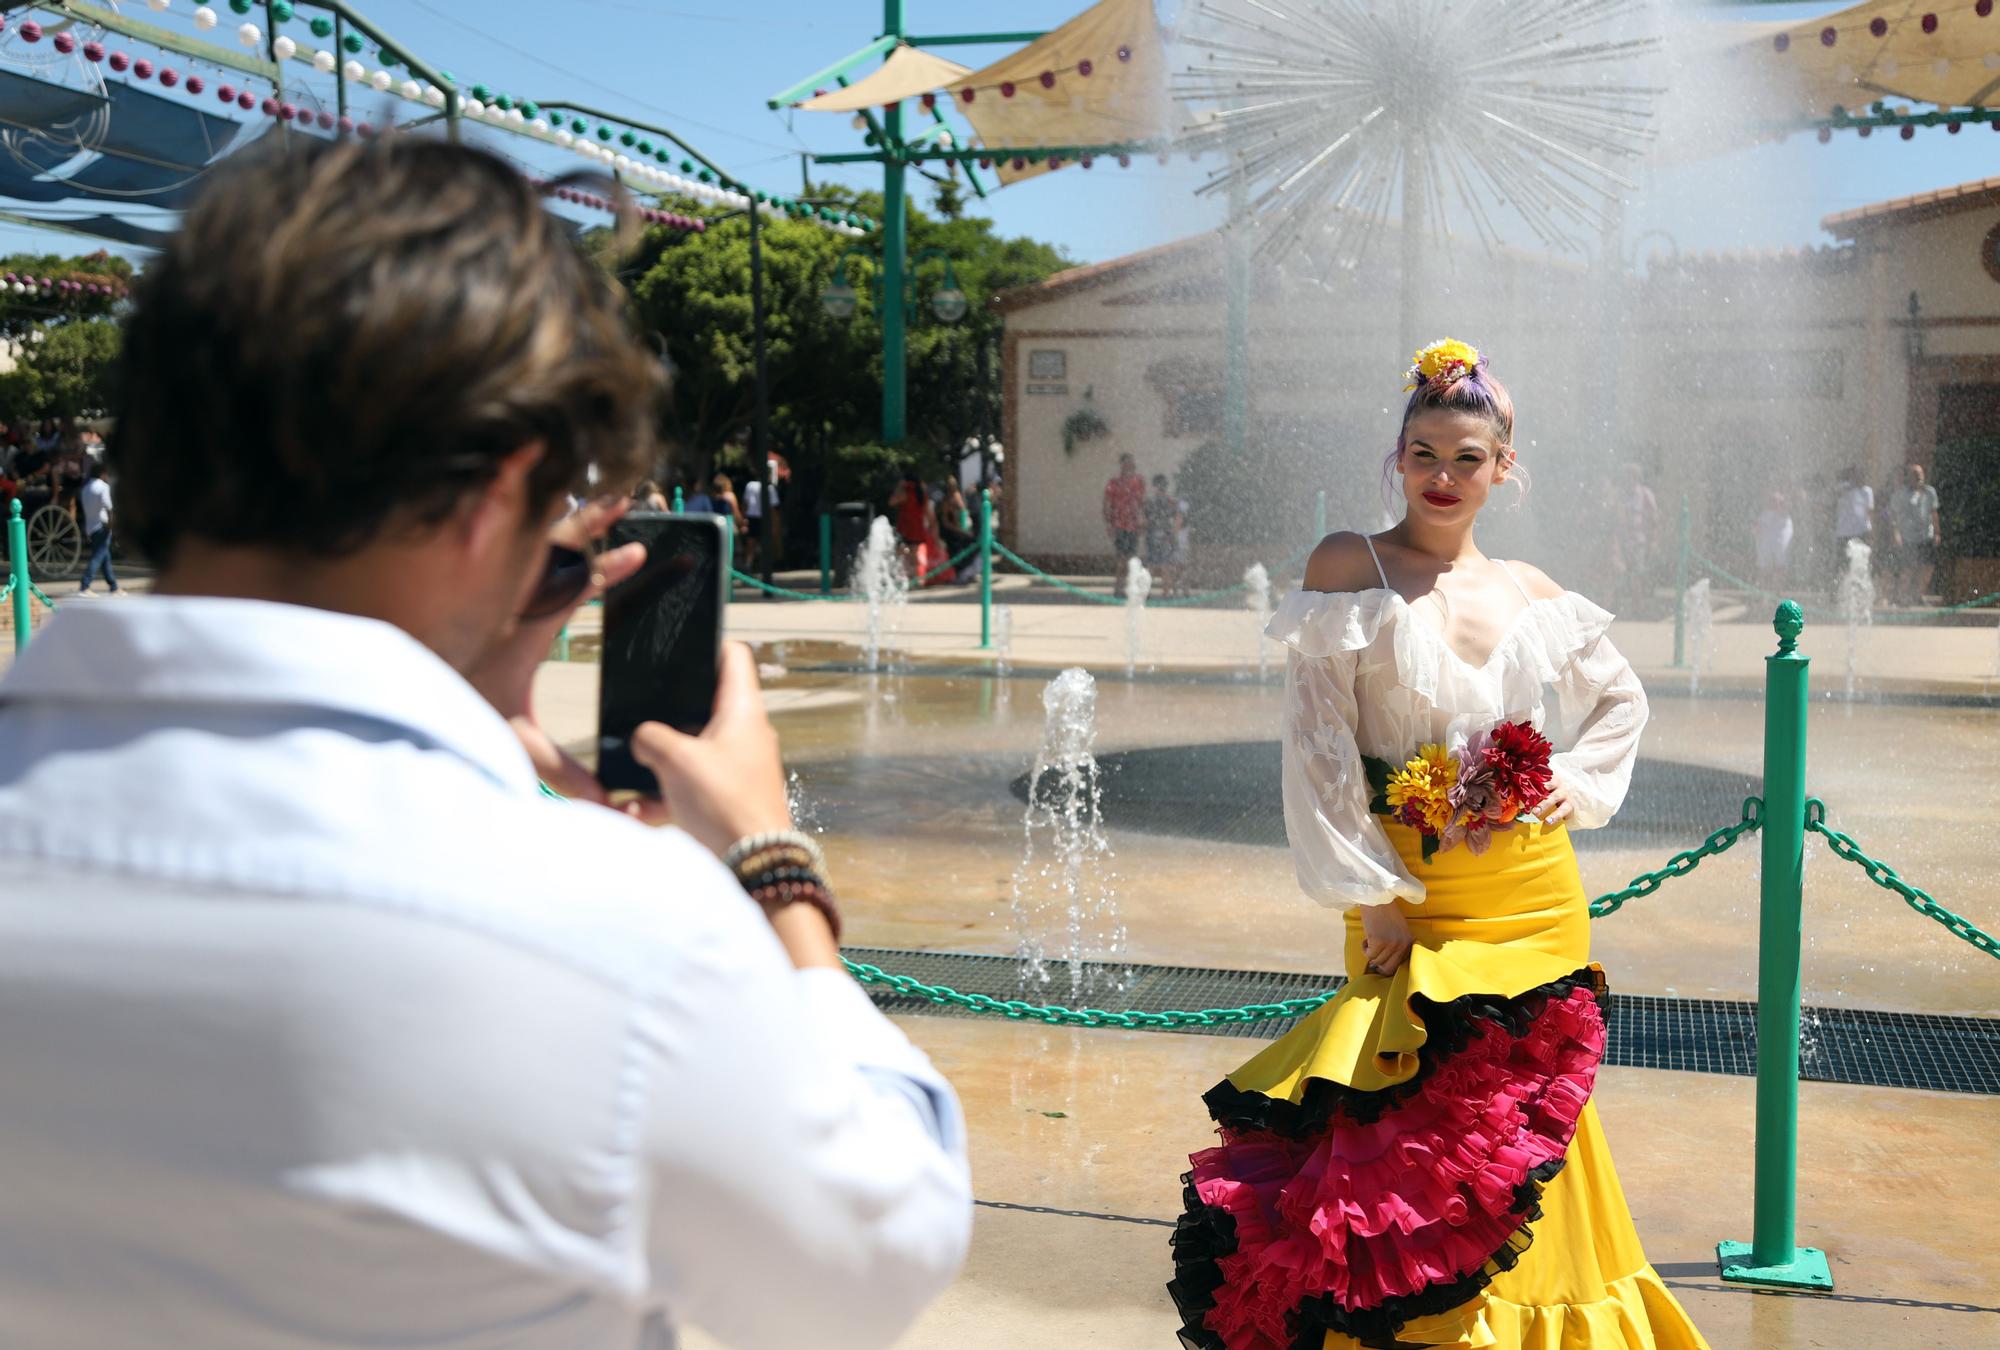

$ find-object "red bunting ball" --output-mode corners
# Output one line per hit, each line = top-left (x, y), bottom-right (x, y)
(1117, 44), (1132, 61)
(1078, 59), (1093, 77)
(19, 22), (41, 43)
(1982, 0), (1994, 17)
(52, 32), (74, 54)
(186, 75), (204, 94)
(1870, 17), (1887, 36)
(132, 59), (154, 80)
(1820, 26), (1837, 46)
(960, 88), (975, 103)
(1039, 70), (1055, 89)
(1858, 124), (1872, 137)
(977, 156), (992, 169)
(1773, 33), (1789, 52)
(357, 122), (377, 138)
(1900, 124), (1915, 139)
(1081, 155), (1094, 168)
(109, 51), (130, 72)
(1117, 153), (1131, 167)
(218, 83), (236, 102)
(261, 96), (279, 115)
(158, 69), (178, 88)
(1011, 157), (1025, 170)
(337, 115), (355, 135)
(82, 42), (104, 62)
(1922, 13), (1937, 33)
(236, 91), (254, 109)
(1000, 81), (1015, 97)
(1818, 127), (1832, 143)
(1950, 121), (1962, 133)
(921, 93), (935, 110)
(317, 110), (334, 129)
(279, 103), (297, 121)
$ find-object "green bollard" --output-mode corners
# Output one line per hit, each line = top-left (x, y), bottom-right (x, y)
(8, 499), (30, 653)
(819, 512), (832, 596)
(672, 485), (685, 513)
(978, 488), (994, 649)
(1716, 602), (1833, 1291)
(1672, 495), (1690, 668)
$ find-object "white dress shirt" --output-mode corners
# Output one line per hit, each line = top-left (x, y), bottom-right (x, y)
(0, 598), (970, 1349)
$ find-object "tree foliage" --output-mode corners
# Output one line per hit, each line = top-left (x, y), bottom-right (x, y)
(620, 186), (1070, 513)
(0, 250), (130, 423)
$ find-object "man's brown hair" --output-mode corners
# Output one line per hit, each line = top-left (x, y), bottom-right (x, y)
(110, 137), (660, 563)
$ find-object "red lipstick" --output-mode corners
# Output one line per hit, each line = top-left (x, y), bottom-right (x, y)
(1422, 491), (1460, 508)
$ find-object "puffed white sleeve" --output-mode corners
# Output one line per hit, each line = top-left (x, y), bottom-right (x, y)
(1280, 643), (1426, 908)
(1546, 609), (1649, 831)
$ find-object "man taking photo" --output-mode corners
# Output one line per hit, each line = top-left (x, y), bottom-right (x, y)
(0, 139), (969, 1348)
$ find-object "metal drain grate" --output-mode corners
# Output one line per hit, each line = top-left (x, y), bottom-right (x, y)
(844, 947), (2000, 1096)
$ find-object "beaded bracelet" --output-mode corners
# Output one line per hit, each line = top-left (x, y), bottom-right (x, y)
(731, 844), (820, 879)
(723, 829), (825, 875)
(748, 876), (842, 942)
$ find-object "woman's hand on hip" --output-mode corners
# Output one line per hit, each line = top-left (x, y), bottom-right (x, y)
(1360, 901), (1414, 976)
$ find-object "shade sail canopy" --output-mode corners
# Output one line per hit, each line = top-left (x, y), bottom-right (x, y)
(947, 0), (1165, 186)
(93, 77), (242, 171)
(0, 68), (108, 136)
(1736, 0), (2000, 121)
(797, 45), (972, 112)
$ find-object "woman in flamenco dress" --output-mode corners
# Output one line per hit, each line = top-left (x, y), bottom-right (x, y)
(1169, 341), (1708, 1350)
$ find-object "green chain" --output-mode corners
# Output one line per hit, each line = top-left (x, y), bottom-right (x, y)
(736, 544), (984, 604)
(1804, 798), (2000, 961)
(1587, 796), (1762, 918)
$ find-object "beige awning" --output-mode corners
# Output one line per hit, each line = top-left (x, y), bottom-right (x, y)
(946, 0), (1166, 187)
(1733, 0), (2000, 122)
(796, 45), (971, 113)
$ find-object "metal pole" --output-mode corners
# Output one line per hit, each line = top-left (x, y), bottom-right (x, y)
(8, 499), (29, 652)
(979, 488), (994, 648)
(1672, 494), (1690, 668)
(333, 13), (348, 126)
(262, 1), (288, 146)
(819, 512), (833, 595)
(1717, 602), (1832, 1291)
(751, 200), (775, 597)
(881, 0), (908, 446)
(1315, 489), (1327, 542)
(1224, 166), (1249, 455)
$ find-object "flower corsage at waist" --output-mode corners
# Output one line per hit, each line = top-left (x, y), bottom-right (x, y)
(1362, 721), (1555, 862)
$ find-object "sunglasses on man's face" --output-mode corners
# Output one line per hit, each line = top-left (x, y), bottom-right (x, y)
(520, 543), (597, 622)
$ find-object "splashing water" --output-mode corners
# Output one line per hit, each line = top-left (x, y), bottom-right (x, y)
(994, 603), (1014, 679)
(851, 517), (908, 673)
(1010, 668), (1125, 1002)
(1683, 576), (1714, 697)
(1244, 562), (1273, 680)
(1837, 539), (1874, 701)
(1124, 558), (1152, 678)
(785, 769), (825, 840)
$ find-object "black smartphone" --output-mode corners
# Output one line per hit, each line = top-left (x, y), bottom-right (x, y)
(596, 511), (730, 793)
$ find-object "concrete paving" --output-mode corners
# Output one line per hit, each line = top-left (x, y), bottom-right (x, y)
(682, 1015), (2000, 1350)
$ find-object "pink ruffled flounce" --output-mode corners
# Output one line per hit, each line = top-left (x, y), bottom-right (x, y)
(1186, 986), (1605, 1350)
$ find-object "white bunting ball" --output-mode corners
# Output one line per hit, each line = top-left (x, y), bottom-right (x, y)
(484, 106), (505, 125)
(272, 35), (296, 61)
(399, 80), (421, 101)
(237, 23), (261, 48)
(425, 86), (445, 108)
(529, 117), (549, 134)
(369, 70), (392, 92)
(193, 5), (215, 29)
(312, 50), (336, 73)
(461, 97), (483, 118)
(149, 0), (171, 12)
(342, 59), (365, 82)
(554, 129), (573, 147)
(505, 107), (524, 126)
(614, 153), (631, 170)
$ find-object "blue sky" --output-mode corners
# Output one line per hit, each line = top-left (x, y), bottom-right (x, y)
(1, 1), (1994, 266)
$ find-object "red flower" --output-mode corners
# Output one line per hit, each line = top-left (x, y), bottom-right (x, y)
(1484, 720), (1554, 810)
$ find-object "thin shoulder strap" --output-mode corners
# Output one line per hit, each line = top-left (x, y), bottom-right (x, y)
(1496, 559), (1535, 603)
(1360, 535), (1390, 590)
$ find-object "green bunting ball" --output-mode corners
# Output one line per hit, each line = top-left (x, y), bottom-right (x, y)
(341, 31), (363, 53)
(310, 16), (333, 38)
(229, 0), (252, 14)
(620, 131), (636, 147)
(495, 94), (513, 111)
(680, 159), (693, 173)
(596, 126), (612, 142)
(637, 139), (652, 154)
(270, 0), (293, 21)
(471, 83), (492, 101)
(521, 102), (539, 120)
(570, 118), (586, 133)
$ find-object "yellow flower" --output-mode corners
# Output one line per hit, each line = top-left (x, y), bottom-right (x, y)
(1404, 337), (1481, 391)
(1385, 743), (1459, 834)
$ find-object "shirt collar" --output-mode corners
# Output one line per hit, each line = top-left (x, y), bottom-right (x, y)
(0, 597), (538, 793)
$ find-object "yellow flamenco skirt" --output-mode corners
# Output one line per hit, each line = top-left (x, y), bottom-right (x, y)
(1169, 820), (1709, 1350)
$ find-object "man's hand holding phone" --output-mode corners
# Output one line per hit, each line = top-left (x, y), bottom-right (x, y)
(627, 642), (792, 852)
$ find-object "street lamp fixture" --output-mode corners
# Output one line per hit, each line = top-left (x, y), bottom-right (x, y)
(821, 280), (858, 320)
(930, 284), (968, 323)
(821, 246), (966, 323)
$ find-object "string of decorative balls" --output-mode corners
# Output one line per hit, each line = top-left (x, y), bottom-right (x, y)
(0, 272), (127, 301)
(926, 41), (1141, 105)
(1771, 1), (1995, 51)
(3, 5), (878, 236)
(1814, 101), (2000, 141)
(532, 181), (706, 234)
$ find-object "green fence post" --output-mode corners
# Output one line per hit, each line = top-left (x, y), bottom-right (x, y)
(819, 512), (833, 595)
(1672, 494), (1690, 668)
(8, 499), (30, 653)
(978, 487), (994, 649)
(1717, 601), (1832, 1291)
(672, 485), (685, 513)
(1314, 489), (1327, 543)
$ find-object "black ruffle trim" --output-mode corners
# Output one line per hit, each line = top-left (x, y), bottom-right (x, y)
(1201, 966), (1609, 1139)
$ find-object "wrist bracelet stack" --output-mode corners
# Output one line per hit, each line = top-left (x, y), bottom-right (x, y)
(723, 830), (841, 942)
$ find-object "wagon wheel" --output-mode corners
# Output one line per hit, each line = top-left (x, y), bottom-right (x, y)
(27, 503), (82, 578)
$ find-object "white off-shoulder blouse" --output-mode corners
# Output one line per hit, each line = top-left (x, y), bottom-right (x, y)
(1265, 566), (1649, 910)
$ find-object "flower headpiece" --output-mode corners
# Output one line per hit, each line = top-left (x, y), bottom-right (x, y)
(1403, 337), (1482, 392)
